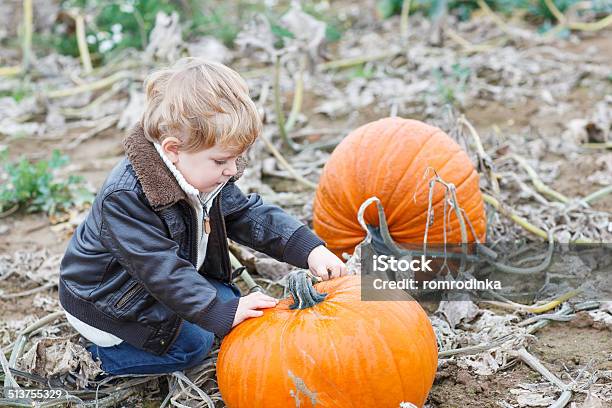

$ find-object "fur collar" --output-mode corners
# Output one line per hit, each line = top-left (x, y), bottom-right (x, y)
(123, 123), (247, 210)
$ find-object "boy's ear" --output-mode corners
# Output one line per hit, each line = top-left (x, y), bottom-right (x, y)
(161, 137), (181, 163)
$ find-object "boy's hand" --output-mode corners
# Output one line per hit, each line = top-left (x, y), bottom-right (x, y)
(307, 245), (348, 281)
(232, 292), (278, 327)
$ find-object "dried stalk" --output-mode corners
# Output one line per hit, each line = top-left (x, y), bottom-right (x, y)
(484, 229), (554, 275)
(66, 115), (119, 149)
(516, 347), (572, 407)
(510, 154), (569, 204)
(285, 54), (306, 133)
(273, 55), (300, 152)
(259, 131), (317, 190)
(526, 289), (582, 314)
(319, 50), (399, 71)
(458, 115), (500, 195)
(582, 185), (612, 205)
(169, 371), (214, 408)
(244, 49), (401, 80)
(22, 0), (33, 71)
(228, 250), (264, 294)
(47, 71), (131, 99)
(0, 204), (20, 218)
(445, 28), (496, 53)
(399, 0), (412, 41)
(4, 311), (64, 389)
(544, 0), (612, 31)
(438, 333), (517, 358)
(440, 302), (598, 358)
(0, 345), (19, 389)
(0, 66), (22, 76)
(482, 194), (596, 244)
(60, 80), (128, 119)
(517, 313), (574, 326)
(476, 0), (514, 37)
(481, 288), (581, 314)
(69, 10), (93, 74)
(0, 281), (56, 299)
(581, 142), (612, 149)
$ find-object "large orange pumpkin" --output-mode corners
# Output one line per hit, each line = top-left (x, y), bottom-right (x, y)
(313, 117), (486, 257)
(217, 274), (438, 407)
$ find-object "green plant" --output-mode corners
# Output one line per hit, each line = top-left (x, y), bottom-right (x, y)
(432, 63), (471, 106)
(0, 80), (33, 103)
(376, 0), (586, 26)
(48, 1), (341, 62)
(349, 63), (376, 79)
(0, 149), (93, 215)
(53, 0), (186, 63)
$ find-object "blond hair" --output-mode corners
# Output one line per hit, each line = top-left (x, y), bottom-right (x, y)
(141, 57), (261, 153)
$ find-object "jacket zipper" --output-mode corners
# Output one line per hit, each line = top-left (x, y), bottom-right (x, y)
(115, 282), (143, 309)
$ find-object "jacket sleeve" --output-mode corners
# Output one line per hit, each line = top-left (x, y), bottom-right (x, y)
(221, 182), (325, 269)
(99, 189), (238, 337)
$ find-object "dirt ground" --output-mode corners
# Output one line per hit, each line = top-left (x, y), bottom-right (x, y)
(1, 15), (611, 408)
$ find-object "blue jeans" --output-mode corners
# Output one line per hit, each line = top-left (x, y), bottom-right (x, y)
(87, 279), (240, 375)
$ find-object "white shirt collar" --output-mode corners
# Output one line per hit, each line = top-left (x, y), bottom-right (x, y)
(153, 142), (203, 198)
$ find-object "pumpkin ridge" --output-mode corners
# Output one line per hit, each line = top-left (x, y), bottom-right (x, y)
(373, 128), (440, 227)
(316, 175), (356, 229)
(319, 134), (362, 225)
(389, 305), (427, 402)
(373, 311), (409, 400)
(311, 307), (359, 407)
(388, 302), (438, 400)
(329, 297), (390, 405)
(348, 126), (369, 213)
(314, 193), (363, 233)
(371, 119), (415, 203)
(387, 133), (468, 225)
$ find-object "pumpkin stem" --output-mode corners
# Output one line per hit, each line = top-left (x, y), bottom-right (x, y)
(287, 270), (327, 310)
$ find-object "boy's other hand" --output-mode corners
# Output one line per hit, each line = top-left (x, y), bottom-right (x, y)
(232, 292), (278, 327)
(307, 245), (348, 281)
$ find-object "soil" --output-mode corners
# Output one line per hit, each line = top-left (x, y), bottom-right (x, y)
(428, 323), (612, 407)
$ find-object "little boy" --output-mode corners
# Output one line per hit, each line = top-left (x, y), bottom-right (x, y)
(59, 57), (346, 375)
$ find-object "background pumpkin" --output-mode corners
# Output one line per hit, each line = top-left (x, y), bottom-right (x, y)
(313, 117), (486, 257)
(217, 275), (438, 407)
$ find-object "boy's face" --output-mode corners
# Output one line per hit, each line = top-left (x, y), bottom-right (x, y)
(162, 137), (240, 193)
